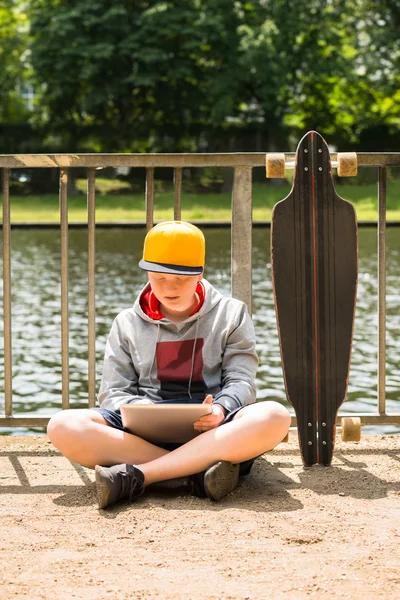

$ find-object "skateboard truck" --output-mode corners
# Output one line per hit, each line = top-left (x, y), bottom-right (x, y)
(266, 152), (358, 178)
(340, 416), (361, 442)
(280, 417), (361, 445)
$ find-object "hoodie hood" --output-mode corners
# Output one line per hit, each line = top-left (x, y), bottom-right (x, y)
(139, 280), (205, 321)
(133, 278), (224, 325)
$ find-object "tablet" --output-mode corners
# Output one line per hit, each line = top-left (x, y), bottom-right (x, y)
(120, 403), (213, 444)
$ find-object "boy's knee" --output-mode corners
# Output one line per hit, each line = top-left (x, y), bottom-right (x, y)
(269, 401), (291, 431)
(257, 402), (291, 450)
(255, 401), (291, 436)
(47, 410), (71, 443)
(268, 401), (291, 422)
(47, 409), (90, 444)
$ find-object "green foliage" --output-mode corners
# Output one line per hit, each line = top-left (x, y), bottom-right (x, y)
(1, 0), (399, 154)
(231, 0), (400, 148)
(0, 0), (30, 123)
(29, 0), (216, 151)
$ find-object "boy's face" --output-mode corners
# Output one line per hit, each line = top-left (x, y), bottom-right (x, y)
(148, 272), (202, 315)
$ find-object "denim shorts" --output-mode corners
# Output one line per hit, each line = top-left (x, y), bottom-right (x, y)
(92, 398), (255, 477)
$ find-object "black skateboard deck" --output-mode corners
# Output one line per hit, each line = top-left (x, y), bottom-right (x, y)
(271, 131), (358, 466)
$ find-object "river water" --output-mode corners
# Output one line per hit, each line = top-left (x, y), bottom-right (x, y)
(1, 227), (399, 435)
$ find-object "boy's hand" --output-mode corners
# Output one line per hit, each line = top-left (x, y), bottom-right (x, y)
(193, 395), (225, 432)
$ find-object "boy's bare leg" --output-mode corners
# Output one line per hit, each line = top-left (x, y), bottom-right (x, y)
(47, 409), (170, 469)
(48, 401), (290, 478)
(137, 401), (290, 485)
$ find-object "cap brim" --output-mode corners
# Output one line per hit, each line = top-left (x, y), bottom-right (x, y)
(139, 259), (203, 276)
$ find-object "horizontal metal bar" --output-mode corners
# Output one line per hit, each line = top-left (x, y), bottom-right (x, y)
(1, 220), (400, 230)
(290, 414), (400, 426)
(1, 152), (400, 169)
(0, 417), (51, 427)
(1, 413), (399, 429)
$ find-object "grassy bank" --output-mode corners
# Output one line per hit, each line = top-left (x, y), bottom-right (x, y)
(5, 180), (400, 223)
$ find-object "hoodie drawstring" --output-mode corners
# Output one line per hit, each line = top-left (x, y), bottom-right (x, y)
(187, 316), (200, 399)
(148, 323), (161, 391)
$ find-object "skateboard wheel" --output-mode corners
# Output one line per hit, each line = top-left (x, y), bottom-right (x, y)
(266, 153), (286, 178)
(337, 152), (357, 177)
(341, 417), (361, 442)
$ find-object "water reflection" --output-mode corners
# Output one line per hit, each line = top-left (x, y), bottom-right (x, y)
(0, 227), (399, 435)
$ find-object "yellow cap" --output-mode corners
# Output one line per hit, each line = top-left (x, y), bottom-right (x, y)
(139, 221), (205, 275)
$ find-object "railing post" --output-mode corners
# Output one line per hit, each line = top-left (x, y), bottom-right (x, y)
(146, 168), (155, 231)
(378, 167), (387, 415)
(87, 168), (96, 408)
(59, 169), (70, 410)
(231, 167), (253, 312)
(2, 168), (12, 416)
(174, 167), (182, 221)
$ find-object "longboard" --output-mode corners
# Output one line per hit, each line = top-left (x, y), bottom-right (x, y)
(270, 131), (358, 466)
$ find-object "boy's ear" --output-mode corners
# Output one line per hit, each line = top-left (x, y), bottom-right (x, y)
(197, 273), (203, 281)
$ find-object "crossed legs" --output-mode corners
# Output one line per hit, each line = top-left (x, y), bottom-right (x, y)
(47, 401), (291, 486)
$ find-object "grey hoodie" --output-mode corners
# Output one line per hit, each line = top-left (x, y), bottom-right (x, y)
(98, 278), (258, 414)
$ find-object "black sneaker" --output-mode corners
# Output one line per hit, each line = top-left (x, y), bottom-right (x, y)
(188, 470), (208, 498)
(95, 464), (145, 509)
(189, 461), (240, 501)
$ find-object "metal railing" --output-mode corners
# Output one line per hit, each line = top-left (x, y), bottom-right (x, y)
(1, 151), (400, 429)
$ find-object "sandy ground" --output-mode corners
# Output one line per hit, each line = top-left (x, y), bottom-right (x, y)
(0, 434), (399, 600)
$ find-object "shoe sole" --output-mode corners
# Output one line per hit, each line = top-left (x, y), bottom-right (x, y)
(95, 465), (112, 509)
(204, 461), (239, 501)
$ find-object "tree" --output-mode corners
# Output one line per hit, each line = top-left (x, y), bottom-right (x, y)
(0, 1), (31, 131)
(25, 0), (400, 153)
(30, 0), (216, 151)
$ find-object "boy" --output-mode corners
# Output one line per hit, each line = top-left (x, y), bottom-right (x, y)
(47, 221), (290, 508)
